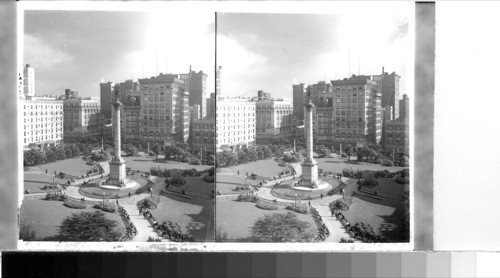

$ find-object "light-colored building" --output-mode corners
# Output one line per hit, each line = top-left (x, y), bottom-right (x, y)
(23, 64), (35, 98)
(216, 97), (255, 151)
(22, 97), (64, 148)
(138, 73), (190, 145)
(311, 75), (382, 148)
(255, 98), (294, 144)
(63, 98), (102, 141)
(191, 104), (201, 120)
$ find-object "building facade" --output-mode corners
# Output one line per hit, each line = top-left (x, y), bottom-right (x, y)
(191, 118), (215, 154)
(311, 76), (382, 148)
(373, 68), (400, 120)
(399, 94), (409, 122)
(180, 69), (207, 118)
(206, 92), (216, 120)
(63, 98), (102, 141)
(100, 82), (114, 120)
(255, 98), (294, 144)
(292, 83), (305, 121)
(216, 97), (256, 151)
(22, 97), (64, 148)
(138, 74), (190, 146)
(382, 120), (409, 155)
(23, 64), (35, 98)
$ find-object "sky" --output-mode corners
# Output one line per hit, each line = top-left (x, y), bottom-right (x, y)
(23, 10), (215, 97)
(217, 11), (412, 99)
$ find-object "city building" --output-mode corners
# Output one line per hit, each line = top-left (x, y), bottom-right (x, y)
(255, 97), (294, 144)
(23, 64), (35, 98)
(206, 92), (216, 120)
(257, 90), (272, 100)
(21, 97), (64, 148)
(138, 73), (190, 146)
(180, 68), (208, 118)
(372, 68), (400, 120)
(191, 118), (215, 155)
(64, 89), (79, 99)
(63, 97), (102, 142)
(310, 75), (382, 148)
(216, 66), (222, 96)
(216, 97), (256, 151)
(383, 120), (409, 155)
(122, 95), (142, 144)
(100, 82), (114, 120)
(399, 94), (409, 122)
(292, 83), (305, 121)
(191, 104), (201, 120)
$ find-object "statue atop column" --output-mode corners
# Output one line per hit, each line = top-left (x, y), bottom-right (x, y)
(107, 86), (127, 187)
(300, 86), (319, 188)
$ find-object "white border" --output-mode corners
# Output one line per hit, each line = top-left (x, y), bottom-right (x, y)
(18, 1), (415, 252)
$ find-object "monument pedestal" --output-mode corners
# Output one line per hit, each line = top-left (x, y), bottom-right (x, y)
(107, 157), (127, 187)
(300, 159), (319, 189)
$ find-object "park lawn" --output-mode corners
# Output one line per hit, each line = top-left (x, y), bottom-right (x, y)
(216, 199), (318, 241)
(359, 178), (409, 201)
(227, 159), (285, 180)
(125, 156), (211, 172)
(149, 195), (214, 241)
(216, 174), (261, 195)
(26, 157), (96, 178)
(24, 173), (64, 194)
(20, 198), (125, 240)
(315, 157), (407, 174)
(341, 195), (407, 242)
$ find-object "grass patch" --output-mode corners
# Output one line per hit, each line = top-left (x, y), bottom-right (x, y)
(63, 200), (86, 209)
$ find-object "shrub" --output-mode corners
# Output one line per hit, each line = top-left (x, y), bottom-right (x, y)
(382, 160), (394, 167)
(285, 204), (308, 214)
(360, 178), (380, 188)
(170, 177), (187, 187)
(329, 198), (353, 211)
(395, 176), (410, 184)
(189, 158), (202, 165)
(203, 175), (215, 183)
(41, 184), (58, 190)
(63, 200), (86, 209)
(137, 197), (158, 209)
(182, 168), (198, 177)
(161, 221), (194, 242)
(233, 185), (248, 192)
(94, 203), (116, 213)
(256, 202), (279, 210)
(351, 222), (384, 242)
(215, 226), (228, 242)
(340, 237), (354, 243)
(147, 236), (162, 242)
(45, 192), (68, 201)
(237, 194), (259, 202)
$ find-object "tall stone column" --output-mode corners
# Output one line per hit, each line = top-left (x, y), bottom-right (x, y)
(108, 97), (126, 187)
(300, 99), (318, 188)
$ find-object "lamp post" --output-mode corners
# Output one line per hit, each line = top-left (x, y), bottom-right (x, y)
(295, 193), (298, 209)
(102, 193), (105, 207)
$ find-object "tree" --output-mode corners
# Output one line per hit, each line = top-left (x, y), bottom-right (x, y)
(123, 143), (139, 156)
(152, 144), (163, 160)
(19, 222), (37, 241)
(58, 211), (123, 241)
(237, 149), (249, 164)
(251, 212), (315, 242)
(344, 145), (353, 162)
(23, 150), (36, 167)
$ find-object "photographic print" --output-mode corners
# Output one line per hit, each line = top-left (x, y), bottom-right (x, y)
(215, 10), (413, 246)
(18, 6), (216, 245)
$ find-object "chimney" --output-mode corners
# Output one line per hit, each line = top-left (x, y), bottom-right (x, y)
(382, 67), (385, 74)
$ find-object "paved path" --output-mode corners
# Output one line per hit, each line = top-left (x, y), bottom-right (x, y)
(312, 204), (358, 243)
(120, 202), (162, 242)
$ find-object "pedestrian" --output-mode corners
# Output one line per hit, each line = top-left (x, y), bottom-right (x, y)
(128, 192), (131, 198)
(320, 193), (323, 199)
(308, 200), (311, 206)
(45, 169), (48, 174)
(237, 171), (240, 176)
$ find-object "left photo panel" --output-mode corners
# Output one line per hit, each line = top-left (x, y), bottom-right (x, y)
(18, 7), (216, 246)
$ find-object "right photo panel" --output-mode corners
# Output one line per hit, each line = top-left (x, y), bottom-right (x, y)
(215, 11), (413, 246)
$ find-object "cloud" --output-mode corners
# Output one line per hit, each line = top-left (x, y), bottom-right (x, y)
(23, 34), (74, 70)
